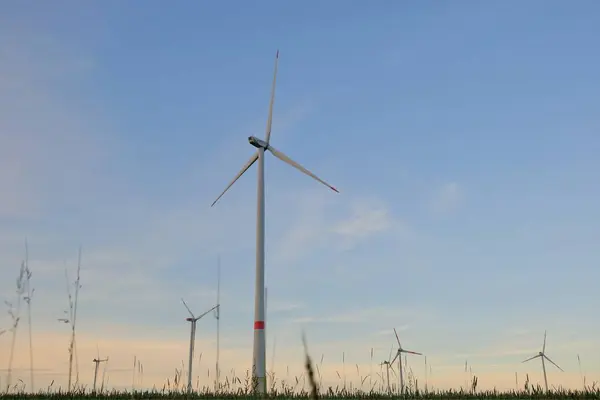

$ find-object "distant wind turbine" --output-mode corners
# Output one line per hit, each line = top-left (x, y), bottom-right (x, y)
(181, 299), (218, 394)
(379, 346), (396, 394)
(390, 328), (423, 395)
(521, 330), (563, 392)
(210, 50), (339, 394)
(92, 352), (108, 394)
(424, 356), (428, 393)
(577, 354), (586, 389)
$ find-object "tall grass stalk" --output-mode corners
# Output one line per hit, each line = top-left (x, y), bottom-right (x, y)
(214, 257), (221, 392)
(65, 248), (82, 392)
(5, 261), (27, 393)
(301, 332), (318, 400)
(23, 240), (35, 393)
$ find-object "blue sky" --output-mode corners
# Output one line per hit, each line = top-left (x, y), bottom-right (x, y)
(1, 0), (599, 392)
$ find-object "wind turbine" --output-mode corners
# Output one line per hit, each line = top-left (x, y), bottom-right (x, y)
(92, 355), (108, 393)
(424, 356), (428, 393)
(210, 50), (339, 394)
(182, 299), (218, 393)
(380, 346), (396, 394)
(390, 328), (422, 395)
(521, 330), (563, 392)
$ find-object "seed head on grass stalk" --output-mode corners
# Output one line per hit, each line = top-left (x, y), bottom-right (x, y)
(23, 253), (35, 394)
(60, 248), (83, 393)
(301, 331), (318, 400)
(5, 261), (27, 393)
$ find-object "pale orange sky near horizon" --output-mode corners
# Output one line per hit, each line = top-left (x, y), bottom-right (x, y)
(0, 327), (597, 393)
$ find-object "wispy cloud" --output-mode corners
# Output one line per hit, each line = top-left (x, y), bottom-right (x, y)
(286, 306), (431, 327)
(273, 194), (396, 264)
(268, 301), (305, 313)
(430, 182), (464, 215)
(332, 200), (392, 250)
(373, 326), (410, 337)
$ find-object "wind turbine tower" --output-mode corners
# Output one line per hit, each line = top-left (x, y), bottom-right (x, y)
(521, 330), (563, 392)
(92, 356), (108, 393)
(210, 50), (339, 394)
(390, 328), (423, 395)
(182, 299), (218, 393)
(380, 347), (396, 394)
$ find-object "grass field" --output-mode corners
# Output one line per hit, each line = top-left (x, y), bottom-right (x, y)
(1, 388), (600, 400)
(1, 377), (599, 400)
(1, 367), (599, 399)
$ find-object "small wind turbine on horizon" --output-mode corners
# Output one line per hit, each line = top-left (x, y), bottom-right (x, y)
(92, 352), (108, 394)
(424, 356), (428, 393)
(380, 346), (396, 394)
(577, 354), (586, 389)
(210, 50), (339, 394)
(390, 328), (423, 395)
(521, 330), (563, 392)
(181, 299), (218, 394)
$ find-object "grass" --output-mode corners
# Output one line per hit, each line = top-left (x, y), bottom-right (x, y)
(2, 336), (599, 399)
(0, 364), (599, 399)
(0, 386), (599, 399)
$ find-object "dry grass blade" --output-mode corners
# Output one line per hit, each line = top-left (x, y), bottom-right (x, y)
(301, 331), (318, 400)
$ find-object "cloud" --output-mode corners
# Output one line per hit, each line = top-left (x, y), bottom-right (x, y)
(373, 326), (410, 337)
(273, 194), (396, 264)
(430, 182), (464, 214)
(286, 306), (430, 328)
(333, 200), (392, 247)
(268, 301), (304, 313)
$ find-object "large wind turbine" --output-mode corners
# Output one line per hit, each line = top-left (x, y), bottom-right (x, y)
(390, 328), (422, 395)
(210, 51), (339, 393)
(522, 330), (563, 392)
(182, 299), (218, 393)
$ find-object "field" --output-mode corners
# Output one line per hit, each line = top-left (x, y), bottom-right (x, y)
(1, 388), (600, 400)
(1, 370), (599, 400)
(1, 355), (599, 400)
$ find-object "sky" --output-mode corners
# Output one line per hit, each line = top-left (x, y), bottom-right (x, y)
(1, 0), (599, 394)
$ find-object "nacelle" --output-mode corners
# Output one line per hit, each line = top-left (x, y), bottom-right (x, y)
(248, 136), (268, 149)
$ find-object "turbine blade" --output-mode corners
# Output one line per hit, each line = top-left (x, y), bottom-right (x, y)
(264, 50), (279, 145)
(181, 298), (195, 319)
(194, 305), (219, 321)
(522, 354), (540, 363)
(267, 145), (338, 193)
(390, 352), (400, 365)
(403, 350), (423, 356)
(211, 152), (259, 207)
(544, 355), (564, 372)
(393, 328), (402, 348)
(543, 330), (547, 353)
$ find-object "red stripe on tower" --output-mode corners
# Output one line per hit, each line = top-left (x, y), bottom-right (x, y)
(254, 321), (265, 330)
